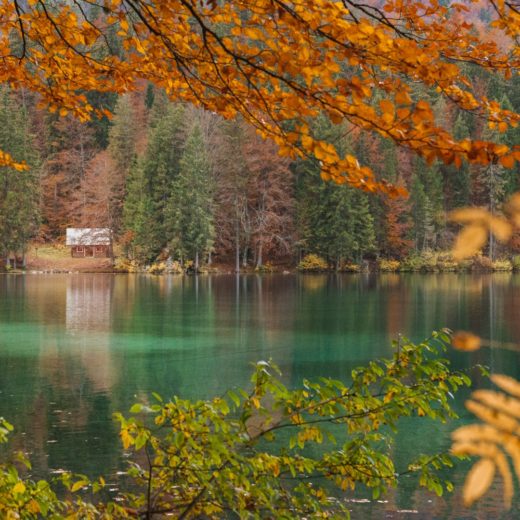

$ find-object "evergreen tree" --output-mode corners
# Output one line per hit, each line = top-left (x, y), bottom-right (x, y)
(0, 87), (40, 264)
(167, 123), (214, 269)
(122, 158), (157, 262)
(410, 175), (433, 251)
(143, 103), (186, 245)
(443, 112), (471, 209)
(351, 191), (377, 260)
(108, 94), (137, 177)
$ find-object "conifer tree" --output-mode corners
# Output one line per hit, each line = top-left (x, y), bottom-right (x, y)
(143, 103), (186, 244)
(0, 87), (40, 265)
(351, 190), (377, 261)
(122, 158), (157, 262)
(167, 123), (214, 270)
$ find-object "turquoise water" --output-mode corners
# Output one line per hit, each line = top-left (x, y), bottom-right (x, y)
(0, 273), (519, 518)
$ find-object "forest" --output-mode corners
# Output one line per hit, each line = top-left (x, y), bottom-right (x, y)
(2, 78), (518, 272)
(1, 0), (520, 518)
(0, 3), (518, 272)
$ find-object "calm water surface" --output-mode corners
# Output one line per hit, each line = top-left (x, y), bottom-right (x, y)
(1, 273), (519, 518)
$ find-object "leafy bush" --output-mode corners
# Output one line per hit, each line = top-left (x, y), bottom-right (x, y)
(113, 257), (139, 273)
(148, 261), (166, 274)
(341, 262), (360, 272)
(401, 254), (428, 272)
(471, 254), (493, 271)
(255, 262), (275, 273)
(513, 256), (520, 271)
(0, 333), (472, 518)
(297, 254), (328, 272)
(437, 252), (460, 272)
(378, 259), (400, 272)
(491, 259), (513, 271)
(164, 258), (184, 274)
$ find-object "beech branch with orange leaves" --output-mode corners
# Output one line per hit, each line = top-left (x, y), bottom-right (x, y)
(0, 1), (518, 191)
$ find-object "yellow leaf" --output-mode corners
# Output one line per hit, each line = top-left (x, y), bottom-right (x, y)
(491, 374), (520, 399)
(463, 458), (495, 507)
(449, 207), (490, 224)
(12, 482), (26, 494)
(451, 331), (481, 352)
(71, 480), (88, 492)
(452, 224), (488, 260)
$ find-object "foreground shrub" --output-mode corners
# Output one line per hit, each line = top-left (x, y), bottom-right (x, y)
(298, 254), (328, 272)
(1, 332), (474, 518)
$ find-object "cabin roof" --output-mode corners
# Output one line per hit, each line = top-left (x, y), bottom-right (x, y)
(66, 228), (111, 246)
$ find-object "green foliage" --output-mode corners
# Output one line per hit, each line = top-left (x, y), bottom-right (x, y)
(298, 253), (328, 271)
(0, 334), (472, 518)
(166, 122), (215, 268)
(122, 158), (158, 262)
(0, 86), (40, 259)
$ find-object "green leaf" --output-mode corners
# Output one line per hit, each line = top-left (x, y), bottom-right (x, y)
(130, 403), (142, 414)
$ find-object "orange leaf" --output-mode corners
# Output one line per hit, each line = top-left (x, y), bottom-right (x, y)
(451, 331), (481, 352)
(452, 224), (488, 260)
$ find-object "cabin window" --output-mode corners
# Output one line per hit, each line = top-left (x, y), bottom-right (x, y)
(76, 246), (84, 253)
(95, 246), (104, 252)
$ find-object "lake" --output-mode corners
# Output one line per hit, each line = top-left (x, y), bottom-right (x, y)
(1, 273), (519, 518)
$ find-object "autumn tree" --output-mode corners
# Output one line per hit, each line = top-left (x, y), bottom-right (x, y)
(39, 114), (97, 238)
(0, 0), (517, 192)
(214, 118), (254, 272)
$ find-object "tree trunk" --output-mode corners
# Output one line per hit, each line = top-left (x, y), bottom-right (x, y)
(195, 251), (199, 272)
(242, 245), (248, 267)
(235, 219), (240, 274)
(256, 242), (263, 269)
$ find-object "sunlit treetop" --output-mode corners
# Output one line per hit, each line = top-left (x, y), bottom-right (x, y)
(0, 0), (519, 194)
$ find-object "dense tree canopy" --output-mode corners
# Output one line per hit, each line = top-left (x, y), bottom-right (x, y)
(0, 0), (518, 193)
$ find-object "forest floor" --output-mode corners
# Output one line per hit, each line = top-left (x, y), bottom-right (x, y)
(24, 244), (114, 272)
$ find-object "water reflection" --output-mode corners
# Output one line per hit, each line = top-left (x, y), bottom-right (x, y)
(0, 273), (520, 517)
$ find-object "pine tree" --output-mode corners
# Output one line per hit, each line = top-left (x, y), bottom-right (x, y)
(167, 123), (214, 269)
(0, 87), (40, 264)
(410, 176), (432, 251)
(122, 158), (157, 262)
(443, 112), (471, 209)
(351, 191), (377, 261)
(108, 94), (137, 177)
(142, 103), (186, 245)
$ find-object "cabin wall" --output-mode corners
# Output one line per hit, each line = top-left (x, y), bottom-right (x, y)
(71, 245), (109, 258)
